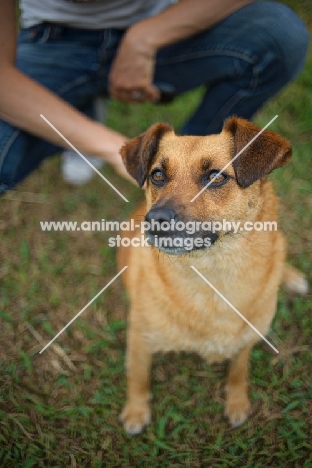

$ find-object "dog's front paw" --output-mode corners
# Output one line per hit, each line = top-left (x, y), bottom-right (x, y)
(225, 395), (250, 428)
(120, 401), (151, 435)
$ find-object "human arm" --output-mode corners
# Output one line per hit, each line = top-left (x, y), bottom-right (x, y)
(0, 1), (129, 177)
(109, 0), (253, 102)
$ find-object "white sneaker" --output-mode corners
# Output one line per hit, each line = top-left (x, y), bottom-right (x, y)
(61, 96), (107, 185)
(61, 151), (104, 185)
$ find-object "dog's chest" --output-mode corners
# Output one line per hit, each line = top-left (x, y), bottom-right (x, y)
(143, 284), (255, 360)
(134, 241), (279, 360)
(143, 315), (255, 361)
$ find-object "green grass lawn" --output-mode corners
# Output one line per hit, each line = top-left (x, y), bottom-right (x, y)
(0, 2), (311, 467)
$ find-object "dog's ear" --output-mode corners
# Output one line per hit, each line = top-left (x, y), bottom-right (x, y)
(223, 117), (292, 188)
(120, 123), (173, 187)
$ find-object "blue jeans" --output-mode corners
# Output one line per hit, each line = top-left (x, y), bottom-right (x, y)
(0, 1), (309, 193)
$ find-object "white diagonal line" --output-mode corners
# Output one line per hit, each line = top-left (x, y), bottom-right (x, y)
(191, 266), (279, 354)
(190, 115), (278, 202)
(39, 266), (128, 354)
(40, 114), (129, 202)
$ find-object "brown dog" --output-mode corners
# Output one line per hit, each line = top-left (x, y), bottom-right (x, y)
(117, 118), (308, 435)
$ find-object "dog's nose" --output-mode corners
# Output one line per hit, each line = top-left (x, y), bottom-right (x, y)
(145, 208), (178, 235)
(145, 207), (178, 224)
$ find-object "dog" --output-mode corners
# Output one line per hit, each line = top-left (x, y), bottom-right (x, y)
(117, 117), (308, 435)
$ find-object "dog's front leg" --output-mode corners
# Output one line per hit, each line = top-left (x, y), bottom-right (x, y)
(120, 324), (152, 435)
(225, 343), (254, 427)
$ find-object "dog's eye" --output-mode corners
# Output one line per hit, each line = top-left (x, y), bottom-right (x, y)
(150, 168), (166, 186)
(204, 170), (228, 187)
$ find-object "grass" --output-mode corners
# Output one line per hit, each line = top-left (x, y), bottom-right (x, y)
(0, 1), (311, 466)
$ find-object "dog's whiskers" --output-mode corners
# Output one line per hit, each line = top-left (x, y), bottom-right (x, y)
(231, 230), (283, 249)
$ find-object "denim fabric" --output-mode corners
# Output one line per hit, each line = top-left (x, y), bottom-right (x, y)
(0, 1), (309, 192)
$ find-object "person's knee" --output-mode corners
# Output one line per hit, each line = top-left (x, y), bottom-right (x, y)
(0, 122), (22, 192)
(0, 121), (42, 191)
(256, 2), (309, 81)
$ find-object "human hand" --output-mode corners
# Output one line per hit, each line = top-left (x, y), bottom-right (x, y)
(109, 152), (138, 185)
(108, 26), (160, 103)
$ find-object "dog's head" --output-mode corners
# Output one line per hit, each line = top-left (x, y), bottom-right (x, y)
(120, 118), (291, 255)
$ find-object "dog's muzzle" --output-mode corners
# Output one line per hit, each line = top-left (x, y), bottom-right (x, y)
(144, 207), (218, 255)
